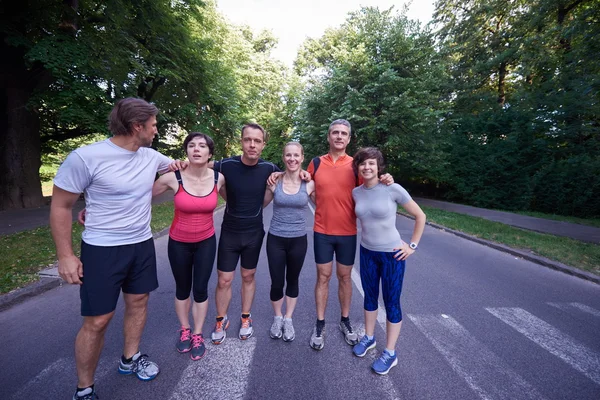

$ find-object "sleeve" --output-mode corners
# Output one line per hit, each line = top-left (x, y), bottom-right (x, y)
(306, 159), (315, 175)
(273, 163), (281, 172)
(53, 151), (91, 194)
(389, 183), (412, 205)
(154, 150), (173, 174)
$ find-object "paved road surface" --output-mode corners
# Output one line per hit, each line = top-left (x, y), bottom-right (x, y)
(1, 205), (599, 399)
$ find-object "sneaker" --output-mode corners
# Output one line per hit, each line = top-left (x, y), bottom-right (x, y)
(118, 352), (159, 381)
(239, 315), (254, 340)
(211, 316), (230, 345)
(282, 318), (295, 342)
(176, 326), (192, 353)
(190, 334), (206, 361)
(339, 319), (359, 345)
(353, 335), (376, 357)
(309, 321), (325, 350)
(372, 350), (398, 375)
(270, 316), (283, 339)
(73, 387), (98, 400)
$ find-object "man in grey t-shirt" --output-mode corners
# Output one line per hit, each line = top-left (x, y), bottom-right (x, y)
(51, 98), (179, 400)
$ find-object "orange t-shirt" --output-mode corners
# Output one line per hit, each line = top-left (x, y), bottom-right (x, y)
(308, 154), (358, 235)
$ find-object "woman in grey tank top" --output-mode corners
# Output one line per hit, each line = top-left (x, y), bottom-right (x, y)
(263, 142), (315, 341)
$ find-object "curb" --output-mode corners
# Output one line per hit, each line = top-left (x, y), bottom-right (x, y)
(0, 203), (227, 312)
(398, 212), (600, 285)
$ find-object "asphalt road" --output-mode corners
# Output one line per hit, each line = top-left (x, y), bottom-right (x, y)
(1, 205), (599, 400)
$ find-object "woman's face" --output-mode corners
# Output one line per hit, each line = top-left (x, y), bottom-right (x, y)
(186, 137), (212, 164)
(358, 158), (379, 180)
(283, 144), (304, 172)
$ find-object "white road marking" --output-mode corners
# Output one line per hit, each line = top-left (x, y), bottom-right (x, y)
(547, 302), (600, 319)
(408, 314), (546, 400)
(10, 357), (114, 400)
(486, 307), (600, 386)
(169, 337), (257, 400)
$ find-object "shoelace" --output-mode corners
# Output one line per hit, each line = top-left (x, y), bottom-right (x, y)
(241, 317), (251, 329)
(180, 327), (191, 341)
(359, 336), (372, 346)
(215, 319), (224, 332)
(342, 319), (354, 333)
(192, 334), (204, 348)
(132, 354), (151, 372)
(379, 352), (393, 364)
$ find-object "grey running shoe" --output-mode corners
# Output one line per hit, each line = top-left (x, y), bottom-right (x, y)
(211, 316), (230, 345)
(176, 326), (192, 353)
(118, 352), (159, 381)
(282, 318), (295, 342)
(339, 319), (359, 345)
(309, 322), (325, 350)
(239, 315), (254, 340)
(73, 387), (98, 400)
(270, 316), (283, 339)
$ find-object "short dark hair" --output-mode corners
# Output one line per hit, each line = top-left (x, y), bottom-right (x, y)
(353, 147), (386, 177)
(183, 132), (215, 159)
(328, 119), (352, 136)
(108, 98), (158, 136)
(241, 123), (268, 142)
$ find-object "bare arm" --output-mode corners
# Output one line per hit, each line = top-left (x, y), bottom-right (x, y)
(306, 181), (316, 204)
(152, 172), (177, 197)
(263, 185), (275, 207)
(217, 172), (227, 201)
(394, 200), (426, 260)
(50, 186), (83, 284)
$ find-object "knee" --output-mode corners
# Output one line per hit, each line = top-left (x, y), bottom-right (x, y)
(317, 270), (332, 286)
(241, 269), (256, 284)
(270, 287), (284, 302)
(193, 292), (208, 303)
(124, 293), (149, 310)
(82, 314), (112, 333)
(336, 269), (352, 284)
(385, 304), (402, 323)
(217, 273), (233, 289)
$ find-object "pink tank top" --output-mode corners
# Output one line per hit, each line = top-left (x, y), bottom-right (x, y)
(169, 170), (218, 243)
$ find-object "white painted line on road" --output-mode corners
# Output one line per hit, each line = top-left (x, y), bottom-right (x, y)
(408, 314), (546, 400)
(10, 357), (113, 399)
(568, 302), (600, 318)
(486, 307), (600, 386)
(169, 337), (257, 400)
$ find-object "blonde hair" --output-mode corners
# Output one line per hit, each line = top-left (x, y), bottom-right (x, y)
(283, 141), (304, 155)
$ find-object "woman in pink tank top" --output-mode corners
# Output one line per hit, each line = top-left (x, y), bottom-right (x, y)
(153, 133), (225, 361)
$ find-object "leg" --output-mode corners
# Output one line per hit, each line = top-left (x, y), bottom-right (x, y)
(360, 246), (381, 337)
(215, 270), (234, 316)
(122, 293), (150, 359)
(381, 255), (406, 352)
(191, 235), (217, 334)
(240, 267), (257, 314)
(75, 313), (114, 388)
(386, 320), (403, 350)
(283, 235), (307, 318)
(168, 238), (194, 329)
(315, 262), (333, 320)
(336, 262), (353, 318)
(267, 233), (286, 317)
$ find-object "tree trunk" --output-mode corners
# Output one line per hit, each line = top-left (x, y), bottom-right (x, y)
(497, 61), (507, 106)
(0, 38), (45, 211)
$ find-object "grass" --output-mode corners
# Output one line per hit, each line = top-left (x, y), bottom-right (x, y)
(1, 198), (226, 295)
(413, 205), (600, 276)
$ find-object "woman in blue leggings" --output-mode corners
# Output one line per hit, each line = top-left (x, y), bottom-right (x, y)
(351, 147), (426, 375)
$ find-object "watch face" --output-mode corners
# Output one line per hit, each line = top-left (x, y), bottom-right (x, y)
(409, 243), (417, 250)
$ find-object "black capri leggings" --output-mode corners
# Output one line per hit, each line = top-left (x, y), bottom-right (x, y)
(167, 235), (216, 303)
(266, 233), (308, 302)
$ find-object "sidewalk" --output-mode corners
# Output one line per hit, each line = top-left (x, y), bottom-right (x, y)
(414, 197), (600, 245)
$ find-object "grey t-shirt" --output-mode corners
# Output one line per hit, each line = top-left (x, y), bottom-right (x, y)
(269, 180), (309, 238)
(54, 139), (171, 246)
(352, 183), (412, 252)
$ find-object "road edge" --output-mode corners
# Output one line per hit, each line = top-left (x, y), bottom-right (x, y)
(398, 212), (600, 285)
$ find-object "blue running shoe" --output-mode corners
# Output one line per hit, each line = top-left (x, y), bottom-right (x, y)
(372, 350), (398, 375)
(353, 335), (376, 357)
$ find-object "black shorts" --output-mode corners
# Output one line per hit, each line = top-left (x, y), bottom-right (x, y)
(80, 238), (158, 316)
(313, 232), (357, 266)
(217, 229), (265, 272)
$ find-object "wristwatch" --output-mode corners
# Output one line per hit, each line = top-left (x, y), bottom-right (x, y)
(409, 242), (418, 250)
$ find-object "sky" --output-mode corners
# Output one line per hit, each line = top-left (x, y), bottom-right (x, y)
(216, 0), (436, 67)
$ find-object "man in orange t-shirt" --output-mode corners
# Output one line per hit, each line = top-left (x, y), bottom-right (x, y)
(307, 119), (393, 351)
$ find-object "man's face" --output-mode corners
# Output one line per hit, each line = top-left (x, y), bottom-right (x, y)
(327, 124), (351, 152)
(241, 127), (266, 162)
(135, 116), (158, 147)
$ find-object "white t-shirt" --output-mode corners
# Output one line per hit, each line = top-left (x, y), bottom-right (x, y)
(54, 139), (171, 246)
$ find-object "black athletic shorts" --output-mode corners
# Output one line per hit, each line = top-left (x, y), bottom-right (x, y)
(79, 238), (158, 316)
(313, 232), (357, 266)
(217, 229), (265, 272)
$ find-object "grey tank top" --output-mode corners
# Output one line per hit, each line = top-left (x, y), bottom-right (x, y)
(269, 180), (309, 238)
